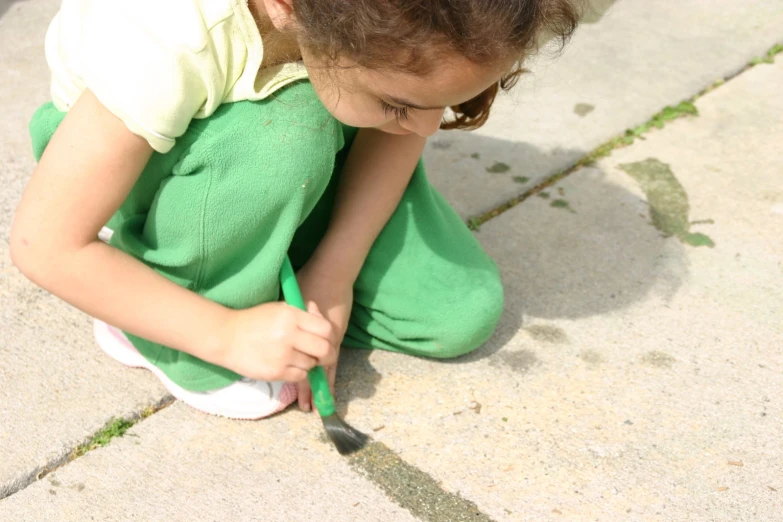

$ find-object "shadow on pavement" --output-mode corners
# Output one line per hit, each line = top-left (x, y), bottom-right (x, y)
(0, 0), (24, 21)
(339, 132), (688, 397)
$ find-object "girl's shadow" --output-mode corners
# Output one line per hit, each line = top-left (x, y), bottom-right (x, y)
(335, 133), (689, 402)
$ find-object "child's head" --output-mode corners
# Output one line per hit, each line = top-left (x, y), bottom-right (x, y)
(264, 0), (583, 137)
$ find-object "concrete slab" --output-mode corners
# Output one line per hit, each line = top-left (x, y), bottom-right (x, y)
(0, 402), (421, 522)
(3, 0), (782, 519)
(334, 59), (783, 520)
(0, 0), (169, 499)
(425, 0), (783, 218)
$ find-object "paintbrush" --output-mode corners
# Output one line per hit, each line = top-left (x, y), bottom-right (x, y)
(279, 255), (368, 455)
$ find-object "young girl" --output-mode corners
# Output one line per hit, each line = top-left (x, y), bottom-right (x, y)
(11, 0), (582, 419)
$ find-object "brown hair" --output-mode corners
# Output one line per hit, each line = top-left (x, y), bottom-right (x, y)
(292, 0), (584, 130)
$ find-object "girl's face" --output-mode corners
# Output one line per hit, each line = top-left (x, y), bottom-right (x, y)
(302, 49), (515, 138)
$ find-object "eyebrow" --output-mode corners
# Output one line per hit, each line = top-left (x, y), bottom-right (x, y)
(384, 95), (445, 111)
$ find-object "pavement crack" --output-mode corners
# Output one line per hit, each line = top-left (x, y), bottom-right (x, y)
(348, 441), (497, 522)
(464, 44), (783, 231)
(0, 395), (174, 501)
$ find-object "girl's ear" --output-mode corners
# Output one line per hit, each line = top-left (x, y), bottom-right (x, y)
(262, 0), (296, 30)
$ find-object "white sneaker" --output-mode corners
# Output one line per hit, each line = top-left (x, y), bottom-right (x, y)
(93, 320), (297, 419)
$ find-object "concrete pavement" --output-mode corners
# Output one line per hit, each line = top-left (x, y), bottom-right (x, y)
(1, 0), (782, 520)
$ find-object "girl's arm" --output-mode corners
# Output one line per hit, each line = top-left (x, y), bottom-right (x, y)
(293, 127), (424, 410)
(10, 90), (335, 381)
(11, 89), (231, 359)
(306, 128), (425, 282)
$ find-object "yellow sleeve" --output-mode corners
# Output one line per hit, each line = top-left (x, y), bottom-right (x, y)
(50, 0), (224, 153)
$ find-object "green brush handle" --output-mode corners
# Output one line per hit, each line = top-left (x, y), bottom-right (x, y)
(279, 256), (336, 418)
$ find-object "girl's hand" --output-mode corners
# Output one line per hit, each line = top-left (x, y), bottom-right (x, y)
(293, 261), (354, 412)
(221, 302), (338, 383)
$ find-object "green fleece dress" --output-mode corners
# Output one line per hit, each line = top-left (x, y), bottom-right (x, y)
(30, 81), (503, 392)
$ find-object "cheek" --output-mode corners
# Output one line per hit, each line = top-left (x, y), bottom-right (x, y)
(329, 105), (387, 128)
(307, 75), (389, 127)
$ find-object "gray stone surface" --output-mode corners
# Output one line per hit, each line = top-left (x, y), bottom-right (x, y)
(0, 402), (419, 522)
(0, 0), (168, 499)
(336, 59), (783, 520)
(426, 0), (783, 218)
(2, 0), (782, 520)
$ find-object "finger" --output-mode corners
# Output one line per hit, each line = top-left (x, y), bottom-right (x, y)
(307, 301), (323, 317)
(294, 306), (335, 343)
(306, 302), (338, 344)
(293, 330), (335, 365)
(325, 364), (337, 395)
(278, 366), (308, 383)
(287, 348), (319, 372)
(297, 380), (312, 412)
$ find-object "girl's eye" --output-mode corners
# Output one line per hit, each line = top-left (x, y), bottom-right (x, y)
(380, 100), (411, 121)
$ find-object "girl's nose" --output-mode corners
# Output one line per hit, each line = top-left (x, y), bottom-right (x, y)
(404, 109), (445, 138)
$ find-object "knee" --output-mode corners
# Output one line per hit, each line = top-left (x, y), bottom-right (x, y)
(427, 267), (504, 359)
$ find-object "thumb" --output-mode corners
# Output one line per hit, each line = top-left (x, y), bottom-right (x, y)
(307, 301), (324, 317)
(306, 301), (338, 348)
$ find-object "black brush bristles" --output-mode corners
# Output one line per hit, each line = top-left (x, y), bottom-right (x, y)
(321, 415), (369, 455)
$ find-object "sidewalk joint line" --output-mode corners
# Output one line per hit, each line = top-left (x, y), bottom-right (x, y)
(348, 441), (497, 522)
(0, 395), (174, 501)
(465, 41), (783, 231)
